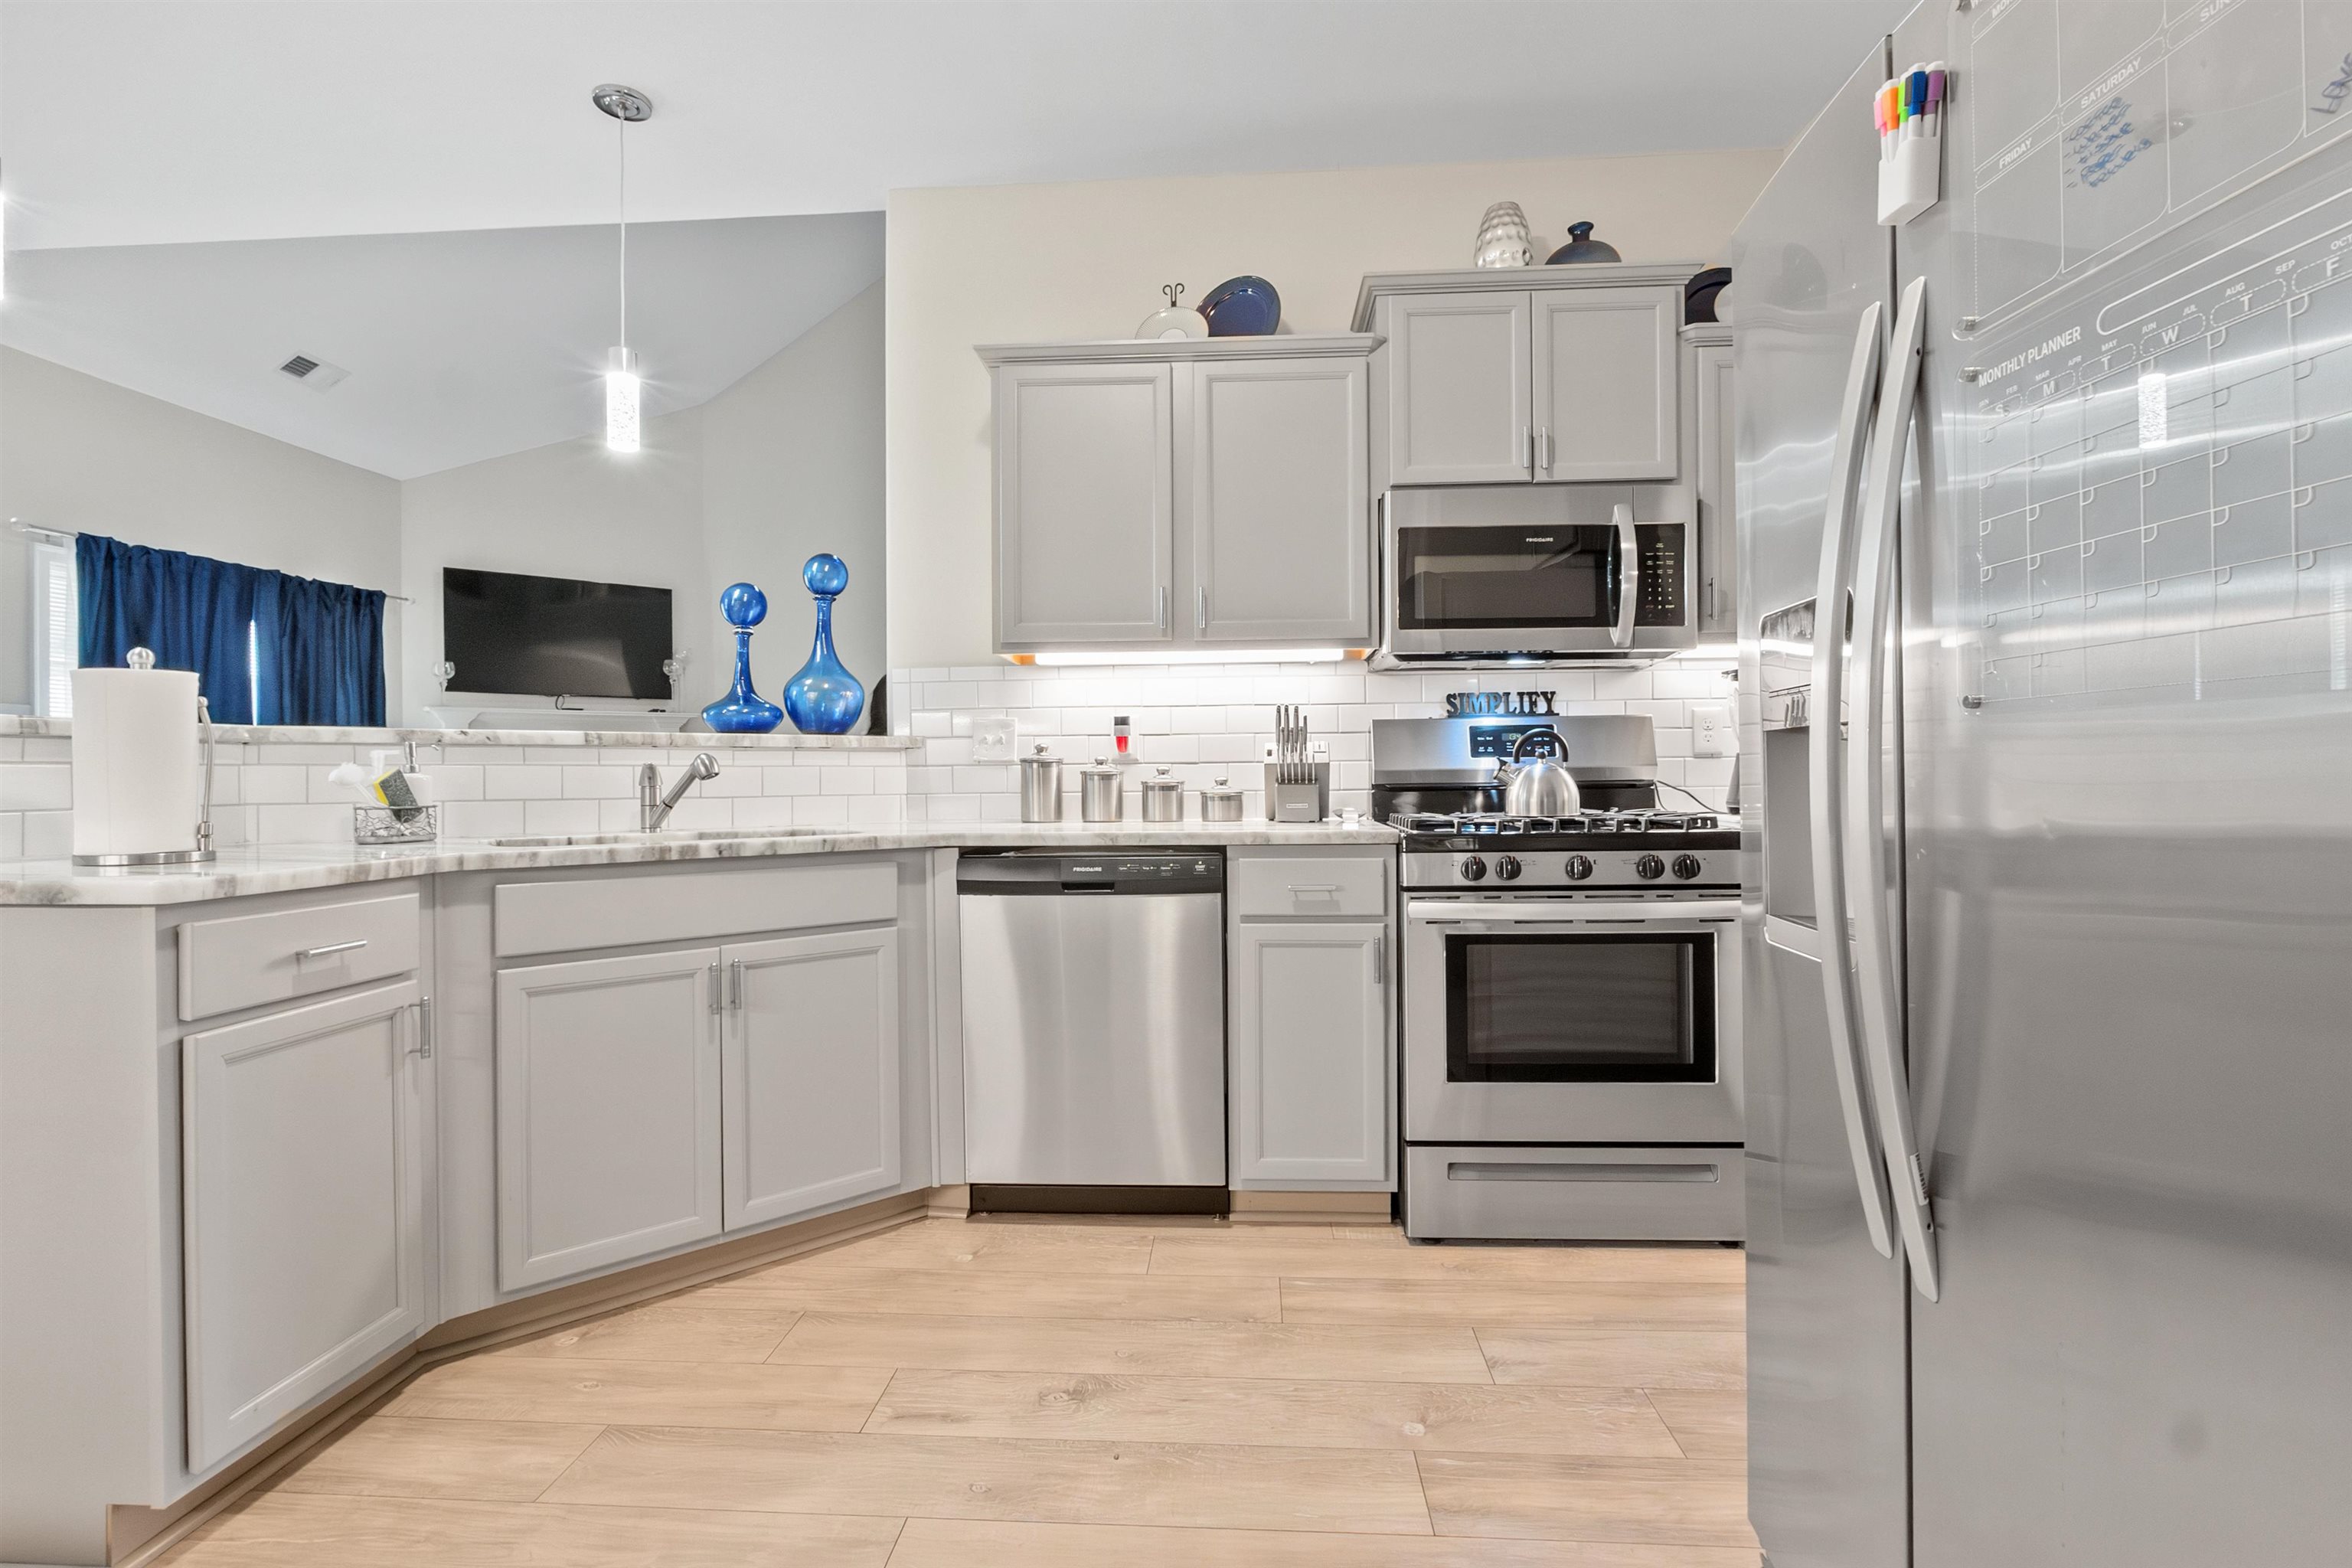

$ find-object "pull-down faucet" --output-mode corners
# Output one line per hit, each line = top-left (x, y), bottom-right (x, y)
(639, 753), (720, 831)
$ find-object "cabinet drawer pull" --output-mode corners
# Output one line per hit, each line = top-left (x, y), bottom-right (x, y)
(1286, 884), (1343, 893)
(297, 939), (368, 960)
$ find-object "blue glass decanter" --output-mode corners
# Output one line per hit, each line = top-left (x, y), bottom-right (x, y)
(782, 554), (866, 735)
(701, 581), (785, 733)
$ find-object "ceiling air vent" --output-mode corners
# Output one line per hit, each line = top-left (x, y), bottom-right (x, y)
(278, 354), (350, 391)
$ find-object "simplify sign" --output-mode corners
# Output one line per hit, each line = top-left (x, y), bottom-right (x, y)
(1445, 691), (1560, 717)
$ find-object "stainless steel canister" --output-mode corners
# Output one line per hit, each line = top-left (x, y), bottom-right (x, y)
(1200, 774), (1245, 822)
(1019, 743), (1063, 822)
(1141, 766), (1184, 822)
(1080, 756), (1123, 822)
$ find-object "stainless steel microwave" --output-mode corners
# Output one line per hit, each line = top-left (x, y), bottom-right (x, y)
(1376, 485), (1697, 665)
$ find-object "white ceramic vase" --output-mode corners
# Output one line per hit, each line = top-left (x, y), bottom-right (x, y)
(1473, 201), (1533, 269)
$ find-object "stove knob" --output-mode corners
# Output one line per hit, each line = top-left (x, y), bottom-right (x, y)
(1635, 853), (1667, 881)
(1564, 854), (1595, 881)
(1459, 855), (1488, 882)
(1494, 854), (1523, 881)
(1672, 854), (1705, 881)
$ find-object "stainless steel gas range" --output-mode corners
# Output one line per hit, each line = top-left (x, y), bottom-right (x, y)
(1374, 717), (1743, 1243)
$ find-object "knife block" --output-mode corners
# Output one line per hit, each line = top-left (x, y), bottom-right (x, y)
(1263, 763), (1330, 823)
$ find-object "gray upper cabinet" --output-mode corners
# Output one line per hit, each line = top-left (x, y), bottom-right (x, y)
(1190, 355), (1372, 643)
(722, 926), (903, 1230)
(1380, 292), (1532, 484)
(1355, 263), (1701, 490)
(994, 361), (1174, 647)
(495, 948), (723, 1291)
(1687, 324), (1738, 637)
(981, 336), (1379, 654)
(1533, 285), (1680, 482)
(181, 981), (427, 1469)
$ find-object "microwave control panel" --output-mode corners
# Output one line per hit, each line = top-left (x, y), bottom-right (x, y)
(1635, 524), (1686, 626)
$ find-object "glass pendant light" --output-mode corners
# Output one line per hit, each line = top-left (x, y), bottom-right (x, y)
(592, 84), (652, 452)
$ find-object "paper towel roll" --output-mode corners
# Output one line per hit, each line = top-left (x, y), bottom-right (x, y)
(71, 663), (202, 858)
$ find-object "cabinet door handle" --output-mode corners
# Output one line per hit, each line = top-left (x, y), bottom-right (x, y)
(1158, 585), (1170, 630)
(1196, 585), (1207, 632)
(708, 962), (724, 1015)
(1538, 427), (1552, 472)
(729, 959), (745, 1012)
(1371, 936), (1385, 985)
(1521, 425), (1533, 472)
(298, 939), (367, 960)
(408, 995), (433, 1059)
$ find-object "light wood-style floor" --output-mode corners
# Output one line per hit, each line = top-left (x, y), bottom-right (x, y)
(159, 1216), (1756, 1566)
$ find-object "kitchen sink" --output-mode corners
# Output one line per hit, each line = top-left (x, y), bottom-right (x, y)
(482, 827), (837, 848)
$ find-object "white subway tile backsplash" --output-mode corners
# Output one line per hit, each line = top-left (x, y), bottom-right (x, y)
(0, 766), (72, 811)
(524, 799), (600, 836)
(443, 799), (524, 839)
(22, 811), (73, 858)
(256, 803), (351, 843)
(483, 765), (564, 801)
(561, 765), (632, 799)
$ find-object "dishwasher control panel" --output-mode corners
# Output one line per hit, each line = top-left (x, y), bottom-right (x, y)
(956, 850), (1224, 895)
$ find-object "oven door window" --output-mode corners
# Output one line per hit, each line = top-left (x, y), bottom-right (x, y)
(1445, 932), (1717, 1083)
(1395, 524), (1617, 630)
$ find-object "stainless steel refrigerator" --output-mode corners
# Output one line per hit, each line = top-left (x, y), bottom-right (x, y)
(1736, 4), (2352, 1563)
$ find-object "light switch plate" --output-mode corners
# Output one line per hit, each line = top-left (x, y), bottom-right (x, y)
(1690, 703), (1733, 759)
(972, 715), (1018, 763)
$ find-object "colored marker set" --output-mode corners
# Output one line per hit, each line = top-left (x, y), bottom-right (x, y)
(1877, 60), (1946, 225)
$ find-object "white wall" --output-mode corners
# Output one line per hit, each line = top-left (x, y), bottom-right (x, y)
(884, 148), (1784, 670)
(0, 346), (403, 714)
(397, 408), (711, 722)
(700, 281), (886, 718)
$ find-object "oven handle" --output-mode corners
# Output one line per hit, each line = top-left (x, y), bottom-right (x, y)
(1406, 899), (1740, 924)
(1808, 299), (1897, 1265)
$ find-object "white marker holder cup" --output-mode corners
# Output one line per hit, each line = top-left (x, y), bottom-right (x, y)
(1878, 135), (1941, 226)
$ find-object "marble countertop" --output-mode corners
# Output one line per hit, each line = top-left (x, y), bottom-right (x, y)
(0, 820), (1400, 906)
(0, 715), (918, 751)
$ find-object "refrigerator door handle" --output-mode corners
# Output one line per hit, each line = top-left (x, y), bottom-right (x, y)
(1847, 274), (1941, 1304)
(1808, 300), (1896, 1262)
(1610, 504), (1638, 648)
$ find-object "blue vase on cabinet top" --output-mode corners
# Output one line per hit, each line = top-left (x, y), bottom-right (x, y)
(783, 554), (865, 735)
(702, 581), (786, 733)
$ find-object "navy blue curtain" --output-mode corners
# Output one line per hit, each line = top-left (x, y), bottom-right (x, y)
(77, 534), (387, 726)
(75, 534), (263, 720)
(256, 571), (386, 727)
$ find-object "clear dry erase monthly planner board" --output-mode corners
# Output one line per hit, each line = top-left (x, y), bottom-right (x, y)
(1950, 0), (2352, 705)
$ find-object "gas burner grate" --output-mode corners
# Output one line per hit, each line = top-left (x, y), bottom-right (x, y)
(1399, 809), (1719, 837)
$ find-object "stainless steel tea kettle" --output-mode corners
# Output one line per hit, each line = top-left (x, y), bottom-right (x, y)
(1498, 727), (1580, 816)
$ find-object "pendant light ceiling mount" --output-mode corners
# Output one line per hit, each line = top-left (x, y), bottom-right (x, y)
(593, 84), (652, 452)
(591, 84), (654, 122)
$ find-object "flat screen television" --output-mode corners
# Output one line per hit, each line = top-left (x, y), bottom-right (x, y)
(442, 567), (673, 701)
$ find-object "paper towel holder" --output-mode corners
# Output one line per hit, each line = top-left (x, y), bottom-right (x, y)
(70, 648), (220, 868)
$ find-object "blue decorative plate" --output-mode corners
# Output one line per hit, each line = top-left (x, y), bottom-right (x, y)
(1200, 276), (1281, 337)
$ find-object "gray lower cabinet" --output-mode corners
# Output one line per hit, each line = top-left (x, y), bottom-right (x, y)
(495, 948), (723, 1291)
(1191, 355), (1372, 642)
(1229, 921), (1393, 1187)
(723, 927), (903, 1229)
(993, 361), (1174, 647)
(1381, 292), (1534, 484)
(1533, 285), (1681, 482)
(181, 980), (427, 1468)
(1688, 325), (1738, 637)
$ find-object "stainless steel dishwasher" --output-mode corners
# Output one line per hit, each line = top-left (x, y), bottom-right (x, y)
(958, 849), (1226, 1205)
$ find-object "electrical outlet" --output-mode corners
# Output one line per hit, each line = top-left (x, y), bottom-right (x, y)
(971, 715), (1018, 763)
(1690, 703), (1733, 758)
